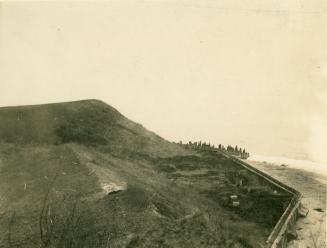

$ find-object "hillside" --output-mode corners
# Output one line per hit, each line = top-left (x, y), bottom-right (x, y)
(0, 100), (292, 248)
(0, 100), (185, 157)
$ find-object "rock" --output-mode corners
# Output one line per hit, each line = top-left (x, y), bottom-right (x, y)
(313, 208), (324, 213)
(298, 205), (309, 217)
(101, 183), (125, 195)
(286, 229), (298, 240)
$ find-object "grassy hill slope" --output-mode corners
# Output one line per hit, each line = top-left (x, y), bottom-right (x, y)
(0, 100), (185, 157)
(0, 100), (292, 248)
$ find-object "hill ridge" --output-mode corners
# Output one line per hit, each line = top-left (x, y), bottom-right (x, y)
(0, 99), (185, 157)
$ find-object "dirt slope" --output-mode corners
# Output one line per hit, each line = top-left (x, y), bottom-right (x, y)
(0, 100), (292, 248)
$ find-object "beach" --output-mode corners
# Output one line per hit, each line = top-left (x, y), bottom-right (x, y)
(248, 156), (326, 248)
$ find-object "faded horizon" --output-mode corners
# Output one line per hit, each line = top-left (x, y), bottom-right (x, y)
(0, 1), (326, 162)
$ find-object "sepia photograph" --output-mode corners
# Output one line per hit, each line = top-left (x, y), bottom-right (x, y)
(0, 1), (326, 247)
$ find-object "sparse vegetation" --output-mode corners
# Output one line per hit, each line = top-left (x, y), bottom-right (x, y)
(0, 100), (292, 247)
(39, 188), (111, 248)
(55, 114), (108, 146)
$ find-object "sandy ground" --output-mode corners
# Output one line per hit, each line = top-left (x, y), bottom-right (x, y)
(248, 159), (326, 248)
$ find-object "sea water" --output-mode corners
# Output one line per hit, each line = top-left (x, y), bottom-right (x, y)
(249, 154), (327, 177)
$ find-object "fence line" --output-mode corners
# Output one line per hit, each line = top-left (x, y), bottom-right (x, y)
(217, 150), (302, 248)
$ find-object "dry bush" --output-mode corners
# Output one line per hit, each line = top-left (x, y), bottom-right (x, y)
(38, 176), (110, 248)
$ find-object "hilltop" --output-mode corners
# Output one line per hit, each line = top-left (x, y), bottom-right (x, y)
(0, 99), (185, 157)
(0, 100), (292, 248)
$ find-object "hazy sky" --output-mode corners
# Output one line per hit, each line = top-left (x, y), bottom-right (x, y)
(0, 1), (326, 162)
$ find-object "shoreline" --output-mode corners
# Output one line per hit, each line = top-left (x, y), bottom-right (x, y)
(247, 159), (326, 248)
(249, 154), (327, 177)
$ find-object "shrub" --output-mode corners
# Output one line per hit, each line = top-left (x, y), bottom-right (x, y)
(55, 109), (108, 146)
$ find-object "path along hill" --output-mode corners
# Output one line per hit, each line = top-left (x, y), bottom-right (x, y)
(0, 100), (292, 248)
